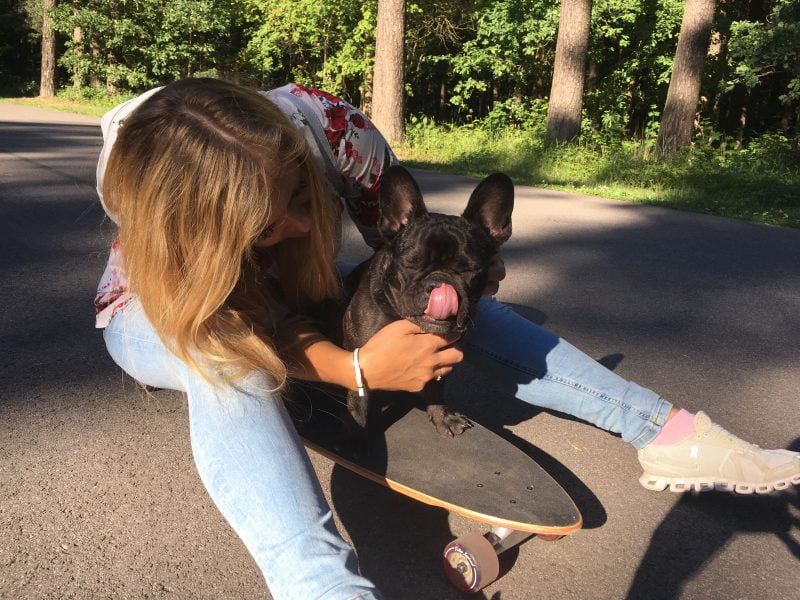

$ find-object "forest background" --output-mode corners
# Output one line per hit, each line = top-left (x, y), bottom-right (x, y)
(2, 0), (799, 227)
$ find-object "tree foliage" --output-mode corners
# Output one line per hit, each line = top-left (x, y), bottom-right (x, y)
(0, 0), (40, 94)
(50, 0), (243, 90)
(728, 0), (800, 110)
(446, 0), (558, 117)
(6, 0), (799, 144)
(243, 0), (376, 99)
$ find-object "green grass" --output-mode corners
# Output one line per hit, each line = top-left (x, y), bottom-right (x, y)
(397, 123), (800, 229)
(1, 88), (134, 117)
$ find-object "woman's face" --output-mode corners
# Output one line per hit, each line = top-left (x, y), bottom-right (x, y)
(253, 166), (313, 248)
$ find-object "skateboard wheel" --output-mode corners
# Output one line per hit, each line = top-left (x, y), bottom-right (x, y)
(443, 532), (500, 593)
(536, 533), (564, 542)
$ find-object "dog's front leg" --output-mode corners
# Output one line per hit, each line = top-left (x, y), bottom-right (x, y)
(423, 379), (473, 437)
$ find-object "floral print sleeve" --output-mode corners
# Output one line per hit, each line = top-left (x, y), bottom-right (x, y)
(94, 238), (135, 328)
(265, 84), (398, 249)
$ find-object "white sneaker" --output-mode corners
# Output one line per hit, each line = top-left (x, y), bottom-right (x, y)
(638, 411), (800, 494)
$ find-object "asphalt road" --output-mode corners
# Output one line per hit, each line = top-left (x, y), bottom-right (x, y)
(1, 103), (798, 600)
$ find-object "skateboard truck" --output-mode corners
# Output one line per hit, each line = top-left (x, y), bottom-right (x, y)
(443, 526), (565, 593)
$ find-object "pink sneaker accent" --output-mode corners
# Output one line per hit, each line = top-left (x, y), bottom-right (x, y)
(650, 409), (695, 445)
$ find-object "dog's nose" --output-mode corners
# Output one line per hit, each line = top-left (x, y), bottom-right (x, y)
(425, 272), (453, 293)
(426, 282), (441, 294)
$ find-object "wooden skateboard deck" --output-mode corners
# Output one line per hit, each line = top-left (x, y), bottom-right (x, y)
(291, 392), (582, 591)
(296, 403), (582, 534)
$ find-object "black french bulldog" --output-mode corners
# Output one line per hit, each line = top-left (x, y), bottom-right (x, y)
(341, 165), (514, 440)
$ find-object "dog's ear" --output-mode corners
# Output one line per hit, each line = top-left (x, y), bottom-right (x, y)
(462, 173), (514, 244)
(379, 165), (428, 239)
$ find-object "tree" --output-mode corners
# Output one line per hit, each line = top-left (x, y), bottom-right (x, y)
(52, 0), (240, 92)
(243, 0), (375, 97)
(371, 0), (406, 144)
(447, 0), (559, 122)
(0, 0), (39, 95)
(726, 0), (800, 136)
(546, 0), (592, 142)
(656, 0), (716, 156)
(39, 0), (56, 97)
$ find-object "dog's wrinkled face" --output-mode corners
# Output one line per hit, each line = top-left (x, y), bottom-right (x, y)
(377, 166), (514, 336)
(383, 214), (495, 335)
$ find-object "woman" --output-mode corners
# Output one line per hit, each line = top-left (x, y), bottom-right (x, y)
(96, 78), (799, 599)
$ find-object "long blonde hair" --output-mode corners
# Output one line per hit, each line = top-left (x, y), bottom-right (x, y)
(102, 78), (339, 388)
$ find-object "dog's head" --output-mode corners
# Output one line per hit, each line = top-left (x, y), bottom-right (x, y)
(376, 165), (514, 336)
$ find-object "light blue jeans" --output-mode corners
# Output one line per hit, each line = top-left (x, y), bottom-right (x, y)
(103, 296), (672, 599)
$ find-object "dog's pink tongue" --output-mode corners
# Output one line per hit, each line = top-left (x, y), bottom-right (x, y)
(424, 283), (459, 320)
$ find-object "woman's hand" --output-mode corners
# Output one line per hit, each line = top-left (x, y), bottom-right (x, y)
(482, 253), (506, 296)
(357, 320), (464, 392)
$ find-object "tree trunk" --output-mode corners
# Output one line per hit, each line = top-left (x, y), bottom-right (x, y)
(371, 0), (406, 145)
(39, 0), (57, 98)
(90, 41), (101, 88)
(72, 26), (83, 88)
(656, 0), (716, 157)
(106, 49), (117, 94)
(735, 95), (747, 149)
(546, 0), (592, 143)
(360, 48), (373, 115)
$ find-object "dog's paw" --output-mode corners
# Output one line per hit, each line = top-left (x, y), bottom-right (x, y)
(432, 412), (474, 437)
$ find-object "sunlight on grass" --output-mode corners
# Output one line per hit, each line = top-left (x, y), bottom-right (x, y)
(397, 124), (800, 229)
(1, 89), (134, 117)
(1, 96), (107, 117)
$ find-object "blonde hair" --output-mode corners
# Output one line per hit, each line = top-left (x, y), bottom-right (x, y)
(102, 78), (339, 388)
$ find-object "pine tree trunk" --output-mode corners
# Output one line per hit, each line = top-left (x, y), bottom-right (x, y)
(371, 0), (406, 145)
(106, 51), (117, 94)
(360, 49), (373, 115)
(72, 26), (83, 88)
(39, 0), (57, 98)
(656, 0), (716, 157)
(735, 95), (747, 149)
(90, 41), (101, 88)
(546, 0), (592, 143)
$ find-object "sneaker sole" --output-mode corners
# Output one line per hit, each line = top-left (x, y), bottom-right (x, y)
(639, 473), (800, 494)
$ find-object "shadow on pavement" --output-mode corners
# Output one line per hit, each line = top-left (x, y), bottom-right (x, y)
(627, 477), (799, 600)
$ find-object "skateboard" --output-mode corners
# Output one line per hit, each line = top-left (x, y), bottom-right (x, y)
(291, 393), (583, 593)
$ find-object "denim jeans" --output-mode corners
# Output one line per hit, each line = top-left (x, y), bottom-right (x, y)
(103, 296), (672, 599)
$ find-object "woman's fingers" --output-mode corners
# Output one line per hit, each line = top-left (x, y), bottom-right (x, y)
(435, 345), (464, 368)
(357, 319), (464, 392)
(433, 365), (454, 379)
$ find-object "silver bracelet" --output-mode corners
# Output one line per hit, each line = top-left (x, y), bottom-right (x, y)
(352, 347), (367, 398)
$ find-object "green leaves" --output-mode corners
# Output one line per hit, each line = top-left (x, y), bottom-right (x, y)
(448, 0), (559, 114)
(51, 0), (243, 90)
(728, 0), (800, 105)
(242, 0), (375, 94)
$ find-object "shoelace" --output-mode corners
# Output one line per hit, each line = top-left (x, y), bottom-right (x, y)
(705, 422), (760, 451)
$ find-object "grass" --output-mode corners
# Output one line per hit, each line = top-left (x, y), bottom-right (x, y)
(396, 123), (800, 229)
(1, 89), (134, 117)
